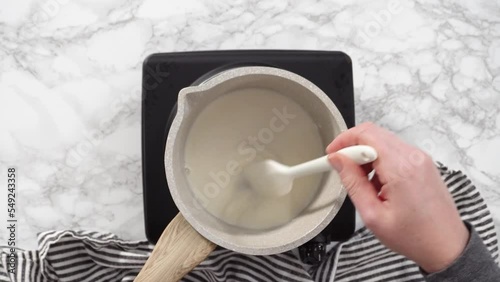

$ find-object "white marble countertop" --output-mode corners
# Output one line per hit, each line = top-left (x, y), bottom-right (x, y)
(0, 0), (499, 250)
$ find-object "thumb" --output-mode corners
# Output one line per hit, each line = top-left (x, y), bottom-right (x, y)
(329, 153), (383, 223)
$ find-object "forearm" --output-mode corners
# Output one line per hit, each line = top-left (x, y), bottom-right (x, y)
(423, 221), (500, 282)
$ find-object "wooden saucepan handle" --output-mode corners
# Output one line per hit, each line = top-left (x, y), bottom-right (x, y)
(135, 213), (217, 282)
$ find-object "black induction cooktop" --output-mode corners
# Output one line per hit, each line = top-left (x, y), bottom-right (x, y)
(141, 50), (355, 251)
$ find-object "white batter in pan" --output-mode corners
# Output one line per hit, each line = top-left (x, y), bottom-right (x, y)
(184, 88), (324, 230)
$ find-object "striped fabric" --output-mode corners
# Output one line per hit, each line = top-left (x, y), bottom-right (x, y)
(1, 231), (153, 282)
(1, 164), (498, 281)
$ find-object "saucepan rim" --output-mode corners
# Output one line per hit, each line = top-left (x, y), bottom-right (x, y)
(165, 66), (347, 255)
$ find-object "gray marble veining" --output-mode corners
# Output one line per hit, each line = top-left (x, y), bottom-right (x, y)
(0, 0), (499, 249)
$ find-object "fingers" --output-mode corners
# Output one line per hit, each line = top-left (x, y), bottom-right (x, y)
(325, 123), (398, 160)
(370, 173), (383, 195)
(326, 123), (411, 184)
(361, 163), (374, 176)
(326, 122), (376, 153)
(329, 153), (384, 224)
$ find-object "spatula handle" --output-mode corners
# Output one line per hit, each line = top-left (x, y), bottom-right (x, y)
(288, 145), (378, 178)
(337, 145), (378, 165)
(288, 155), (332, 177)
(135, 213), (216, 282)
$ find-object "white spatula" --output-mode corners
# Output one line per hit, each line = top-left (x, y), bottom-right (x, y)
(243, 145), (378, 197)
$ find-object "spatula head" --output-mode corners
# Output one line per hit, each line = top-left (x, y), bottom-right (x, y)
(242, 160), (294, 197)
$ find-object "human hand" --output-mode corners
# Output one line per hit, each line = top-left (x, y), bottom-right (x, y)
(326, 123), (469, 273)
